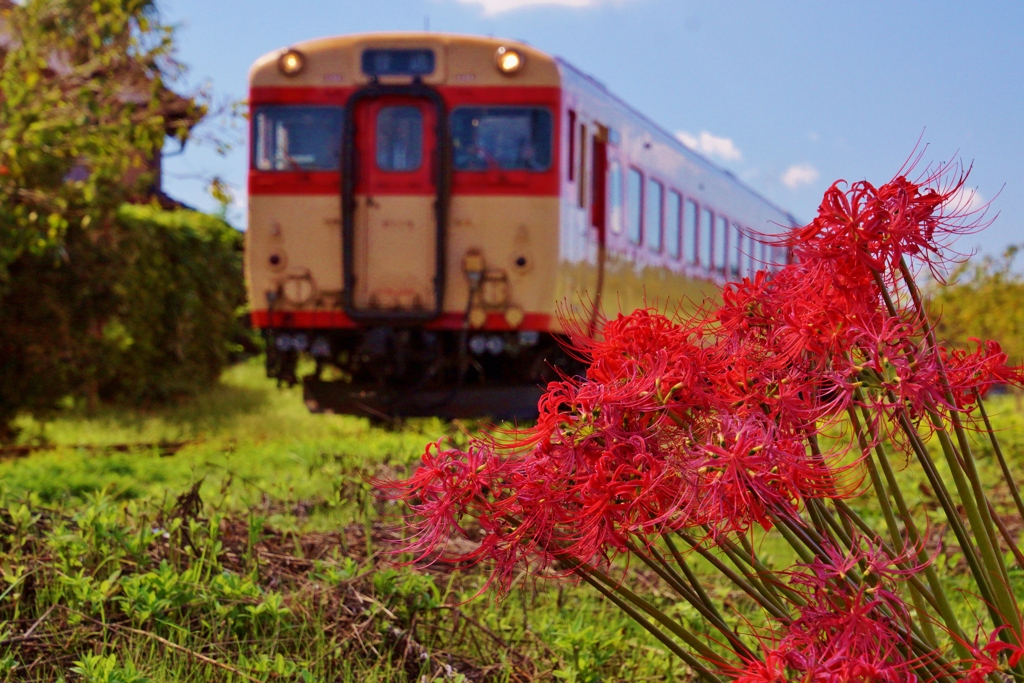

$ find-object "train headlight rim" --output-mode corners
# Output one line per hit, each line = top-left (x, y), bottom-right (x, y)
(494, 47), (524, 75)
(278, 49), (306, 76)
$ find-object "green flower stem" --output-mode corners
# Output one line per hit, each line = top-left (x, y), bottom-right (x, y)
(974, 389), (1024, 527)
(697, 530), (799, 611)
(930, 405), (1013, 589)
(677, 532), (798, 618)
(986, 497), (1024, 574)
(768, 513), (818, 564)
(847, 400), (945, 649)
(662, 534), (721, 616)
(576, 569), (726, 683)
(580, 561), (737, 667)
(847, 405), (906, 547)
(807, 499), (856, 552)
(629, 544), (755, 659)
(805, 494), (842, 548)
(647, 541), (738, 630)
(895, 258), (1022, 640)
(891, 402), (997, 601)
(627, 539), (704, 603)
(927, 408), (1019, 638)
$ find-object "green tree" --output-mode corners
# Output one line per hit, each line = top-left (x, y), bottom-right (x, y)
(0, 1), (242, 440)
(0, 0), (198, 277)
(929, 245), (1024, 365)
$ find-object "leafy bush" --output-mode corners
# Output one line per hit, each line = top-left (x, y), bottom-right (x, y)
(929, 244), (1024, 363)
(0, 204), (244, 438)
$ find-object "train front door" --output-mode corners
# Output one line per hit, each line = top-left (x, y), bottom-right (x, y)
(342, 88), (449, 320)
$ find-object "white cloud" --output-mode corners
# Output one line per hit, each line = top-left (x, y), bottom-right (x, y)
(675, 130), (742, 162)
(781, 163), (819, 189)
(944, 186), (985, 214)
(455, 0), (604, 15)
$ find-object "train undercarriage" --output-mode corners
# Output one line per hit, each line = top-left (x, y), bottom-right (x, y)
(264, 327), (583, 421)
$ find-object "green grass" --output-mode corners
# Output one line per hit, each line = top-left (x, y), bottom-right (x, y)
(2, 361), (1024, 681)
(0, 361), (696, 682)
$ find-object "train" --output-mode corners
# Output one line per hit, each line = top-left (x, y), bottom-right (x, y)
(245, 32), (797, 420)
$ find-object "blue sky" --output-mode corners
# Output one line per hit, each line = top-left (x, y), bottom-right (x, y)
(160, 0), (1024, 257)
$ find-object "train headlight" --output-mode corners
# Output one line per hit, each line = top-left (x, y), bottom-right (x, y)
(278, 49), (305, 76)
(495, 47), (524, 75)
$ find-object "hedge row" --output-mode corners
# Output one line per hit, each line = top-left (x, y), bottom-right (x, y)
(0, 204), (246, 437)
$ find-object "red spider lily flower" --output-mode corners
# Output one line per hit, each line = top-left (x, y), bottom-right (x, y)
(782, 163), (986, 279)
(957, 626), (1024, 682)
(386, 160), (996, 611)
(941, 339), (1024, 407)
(380, 439), (511, 565)
(723, 535), (927, 683)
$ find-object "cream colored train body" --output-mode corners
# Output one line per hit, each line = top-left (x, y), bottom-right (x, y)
(246, 33), (795, 418)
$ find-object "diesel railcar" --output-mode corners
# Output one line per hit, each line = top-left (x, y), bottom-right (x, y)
(245, 32), (797, 419)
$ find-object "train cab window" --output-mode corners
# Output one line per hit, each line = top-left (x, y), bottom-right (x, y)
(699, 207), (714, 268)
(730, 223), (743, 278)
(645, 179), (664, 252)
(683, 199), (699, 265)
(666, 191), (682, 259)
(376, 106), (423, 171)
(252, 105), (343, 171)
(451, 107), (553, 171)
(626, 168), (643, 245)
(608, 161), (623, 234)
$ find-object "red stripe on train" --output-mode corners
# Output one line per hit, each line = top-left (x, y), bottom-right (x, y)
(248, 85), (561, 198)
(247, 170), (559, 197)
(251, 310), (553, 332)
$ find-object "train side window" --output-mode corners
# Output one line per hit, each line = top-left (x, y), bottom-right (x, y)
(714, 214), (729, 273)
(731, 222), (743, 278)
(608, 161), (623, 234)
(666, 191), (682, 259)
(645, 178), (664, 252)
(683, 199), (699, 265)
(699, 207), (713, 268)
(376, 106), (423, 171)
(626, 167), (643, 245)
(578, 123), (588, 209)
(567, 110), (576, 181)
(758, 241), (768, 271)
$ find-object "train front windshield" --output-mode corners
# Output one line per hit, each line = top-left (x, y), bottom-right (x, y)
(251, 104), (554, 175)
(451, 107), (553, 171)
(252, 106), (343, 171)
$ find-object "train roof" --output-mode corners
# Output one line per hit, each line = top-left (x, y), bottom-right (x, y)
(554, 57), (800, 227)
(249, 32), (560, 88)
